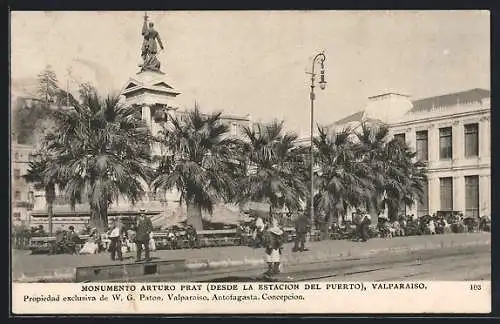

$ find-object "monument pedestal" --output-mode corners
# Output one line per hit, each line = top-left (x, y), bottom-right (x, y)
(121, 70), (181, 137)
(120, 70), (182, 217)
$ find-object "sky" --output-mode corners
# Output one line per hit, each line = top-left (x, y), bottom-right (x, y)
(10, 11), (490, 138)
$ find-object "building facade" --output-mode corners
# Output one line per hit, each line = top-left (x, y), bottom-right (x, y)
(328, 88), (491, 221)
(11, 142), (35, 225)
(389, 89), (490, 218)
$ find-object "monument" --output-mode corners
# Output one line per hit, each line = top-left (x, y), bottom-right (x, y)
(119, 13), (182, 218)
(121, 12), (181, 147)
(140, 12), (164, 73)
(119, 13), (249, 226)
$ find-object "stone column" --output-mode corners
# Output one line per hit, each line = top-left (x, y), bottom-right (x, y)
(142, 105), (152, 127)
(479, 175), (491, 217)
(405, 127), (416, 152)
(428, 124), (439, 165)
(479, 116), (491, 162)
(427, 176), (440, 215)
(452, 120), (464, 163)
(453, 175), (465, 213)
(151, 116), (160, 136)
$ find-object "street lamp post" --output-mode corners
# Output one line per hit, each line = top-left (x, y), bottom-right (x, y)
(308, 52), (327, 230)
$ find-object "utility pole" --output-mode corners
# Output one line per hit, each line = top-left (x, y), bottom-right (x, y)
(307, 52), (327, 230)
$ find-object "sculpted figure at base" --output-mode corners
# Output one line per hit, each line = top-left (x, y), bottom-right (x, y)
(140, 13), (164, 72)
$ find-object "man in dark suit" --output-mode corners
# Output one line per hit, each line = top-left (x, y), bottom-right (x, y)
(293, 213), (311, 252)
(135, 209), (153, 262)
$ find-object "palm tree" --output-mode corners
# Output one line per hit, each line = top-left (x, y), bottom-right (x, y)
(151, 105), (243, 230)
(356, 122), (427, 221)
(381, 138), (427, 220)
(24, 153), (57, 235)
(239, 120), (307, 221)
(355, 123), (391, 214)
(313, 126), (374, 233)
(43, 85), (152, 231)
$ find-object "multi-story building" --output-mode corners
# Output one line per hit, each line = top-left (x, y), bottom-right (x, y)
(11, 142), (35, 225)
(328, 88), (491, 222)
(390, 89), (490, 218)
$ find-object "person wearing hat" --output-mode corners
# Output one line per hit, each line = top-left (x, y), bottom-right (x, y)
(262, 218), (285, 275)
(67, 225), (80, 255)
(293, 212), (311, 252)
(359, 213), (372, 242)
(108, 219), (123, 261)
(135, 209), (153, 262)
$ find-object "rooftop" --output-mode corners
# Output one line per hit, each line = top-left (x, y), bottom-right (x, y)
(410, 88), (490, 113)
(332, 111), (365, 125)
(329, 88), (490, 127)
(368, 92), (411, 100)
(329, 111), (383, 127)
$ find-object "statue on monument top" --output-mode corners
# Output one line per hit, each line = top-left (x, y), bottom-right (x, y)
(139, 12), (164, 73)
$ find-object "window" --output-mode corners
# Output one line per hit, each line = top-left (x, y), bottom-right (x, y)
(417, 180), (429, 217)
(416, 131), (428, 161)
(14, 190), (21, 201)
(14, 169), (20, 180)
(465, 176), (479, 218)
(439, 177), (453, 211)
(439, 127), (452, 159)
(15, 153), (19, 160)
(464, 123), (479, 157)
(393, 133), (406, 144)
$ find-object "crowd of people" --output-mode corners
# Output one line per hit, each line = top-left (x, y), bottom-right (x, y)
(328, 212), (491, 241)
(14, 208), (491, 278)
(79, 209), (155, 262)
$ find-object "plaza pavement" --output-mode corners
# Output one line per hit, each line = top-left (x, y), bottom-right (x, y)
(12, 232), (490, 282)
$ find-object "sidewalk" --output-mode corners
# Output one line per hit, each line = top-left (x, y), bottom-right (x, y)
(12, 232), (490, 282)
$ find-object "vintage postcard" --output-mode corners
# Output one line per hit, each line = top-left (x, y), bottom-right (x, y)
(10, 10), (491, 314)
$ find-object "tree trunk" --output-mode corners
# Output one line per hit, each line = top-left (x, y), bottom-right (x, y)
(47, 201), (53, 236)
(327, 210), (336, 228)
(388, 203), (398, 222)
(90, 205), (108, 232)
(101, 207), (109, 231)
(319, 210), (334, 240)
(45, 184), (55, 236)
(187, 202), (203, 230)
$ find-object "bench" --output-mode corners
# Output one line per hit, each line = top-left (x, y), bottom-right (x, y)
(151, 231), (192, 250)
(29, 234), (91, 254)
(196, 229), (241, 248)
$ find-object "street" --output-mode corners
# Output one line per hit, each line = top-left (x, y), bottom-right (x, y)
(105, 244), (490, 282)
(12, 232), (490, 281)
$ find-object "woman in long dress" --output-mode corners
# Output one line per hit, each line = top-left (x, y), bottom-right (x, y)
(79, 228), (99, 254)
(263, 218), (285, 276)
